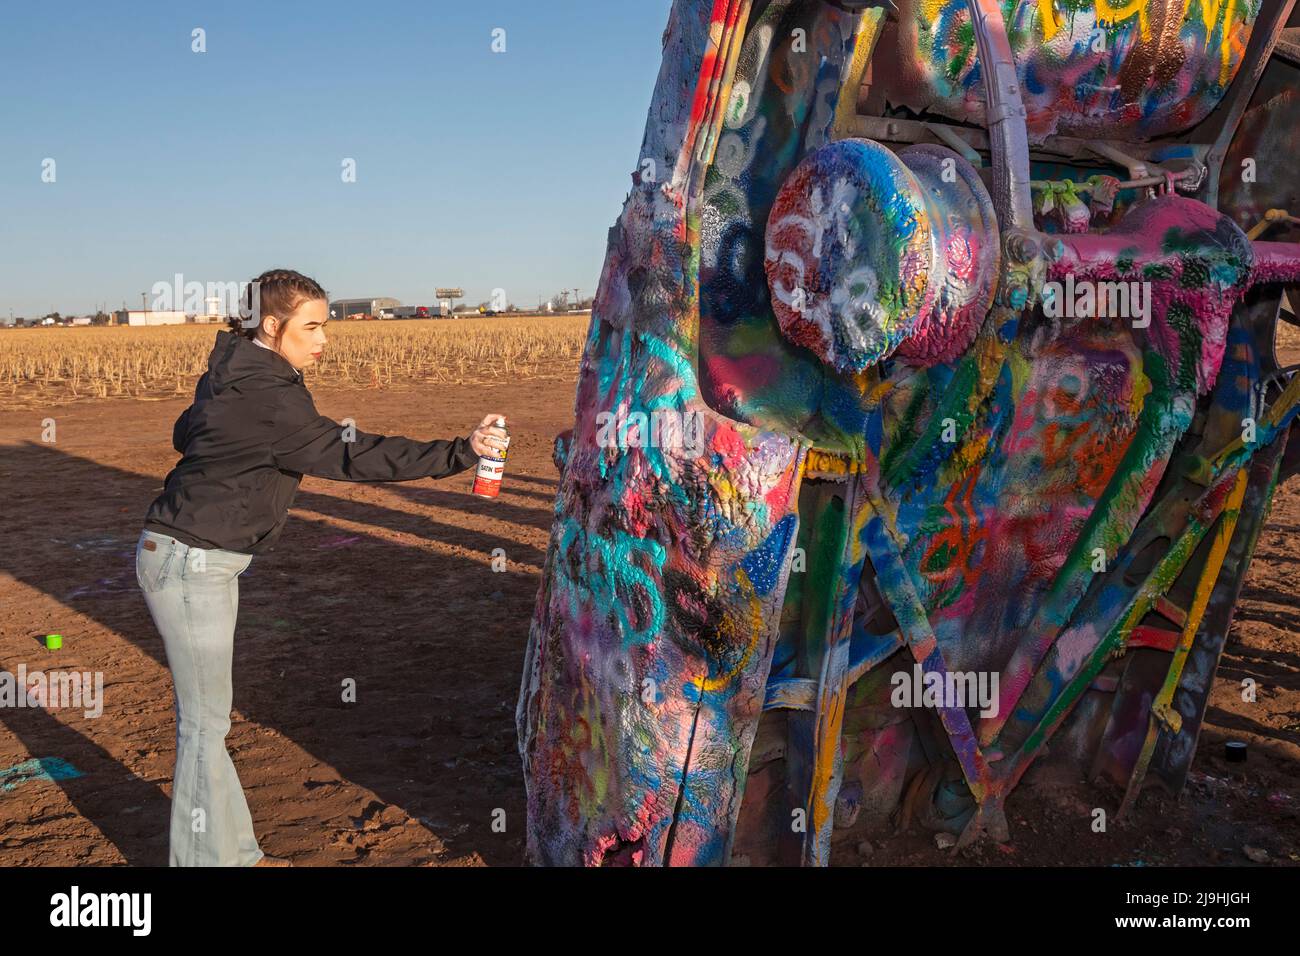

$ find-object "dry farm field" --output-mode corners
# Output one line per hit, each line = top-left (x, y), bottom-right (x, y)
(0, 315), (590, 408)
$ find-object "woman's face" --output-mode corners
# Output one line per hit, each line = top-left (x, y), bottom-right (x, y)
(258, 298), (328, 371)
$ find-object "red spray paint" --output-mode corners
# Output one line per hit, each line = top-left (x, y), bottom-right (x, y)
(472, 417), (510, 499)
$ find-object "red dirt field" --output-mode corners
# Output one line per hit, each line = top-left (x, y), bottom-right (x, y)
(0, 370), (1297, 867)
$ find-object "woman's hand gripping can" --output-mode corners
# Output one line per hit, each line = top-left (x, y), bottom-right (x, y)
(472, 417), (510, 498)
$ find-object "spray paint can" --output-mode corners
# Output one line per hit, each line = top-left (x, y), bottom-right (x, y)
(472, 417), (510, 499)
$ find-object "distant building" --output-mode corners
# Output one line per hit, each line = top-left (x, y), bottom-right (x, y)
(196, 296), (226, 324)
(114, 310), (188, 327)
(329, 298), (400, 320)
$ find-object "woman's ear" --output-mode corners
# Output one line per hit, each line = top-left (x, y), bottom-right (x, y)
(260, 315), (279, 339)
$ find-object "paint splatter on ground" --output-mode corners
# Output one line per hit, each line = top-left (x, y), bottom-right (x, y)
(0, 757), (82, 793)
(0, 369), (1295, 865)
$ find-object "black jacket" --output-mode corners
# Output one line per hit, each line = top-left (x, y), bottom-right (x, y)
(143, 330), (480, 555)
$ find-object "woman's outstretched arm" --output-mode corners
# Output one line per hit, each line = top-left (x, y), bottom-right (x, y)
(269, 387), (481, 482)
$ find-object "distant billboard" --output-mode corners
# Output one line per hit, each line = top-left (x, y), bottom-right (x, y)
(435, 288), (464, 299)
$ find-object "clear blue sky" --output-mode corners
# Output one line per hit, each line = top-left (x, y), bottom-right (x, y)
(0, 0), (672, 318)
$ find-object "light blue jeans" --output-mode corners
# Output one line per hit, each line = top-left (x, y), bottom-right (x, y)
(135, 528), (264, 866)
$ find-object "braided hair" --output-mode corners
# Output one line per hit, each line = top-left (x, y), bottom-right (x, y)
(230, 269), (328, 346)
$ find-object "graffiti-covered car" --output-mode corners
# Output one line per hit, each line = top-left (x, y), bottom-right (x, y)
(517, 0), (1300, 865)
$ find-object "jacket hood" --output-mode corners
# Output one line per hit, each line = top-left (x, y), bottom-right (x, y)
(205, 329), (301, 394)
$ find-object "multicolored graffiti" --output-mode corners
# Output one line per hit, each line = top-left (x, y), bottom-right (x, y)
(884, 0), (1257, 141)
(518, 0), (1300, 865)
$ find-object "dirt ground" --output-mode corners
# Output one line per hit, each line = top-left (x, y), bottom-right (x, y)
(0, 367), (1297, 867)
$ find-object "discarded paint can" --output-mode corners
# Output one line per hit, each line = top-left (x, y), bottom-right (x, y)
(45, 634), (62, 650)
(472, 417), (510, 499)
(1225, 740), (1248, 763)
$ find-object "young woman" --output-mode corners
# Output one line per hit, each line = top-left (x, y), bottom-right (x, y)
(136, 269), (508, 867)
